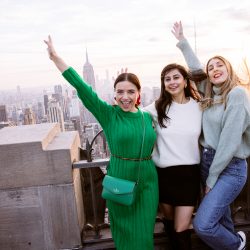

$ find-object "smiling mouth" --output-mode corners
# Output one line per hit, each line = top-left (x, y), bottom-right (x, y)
(168, 86), (179, 90)
(121, 101), (131, 104)
(121, 101), (131, 107)
(214, 73), (222, 79)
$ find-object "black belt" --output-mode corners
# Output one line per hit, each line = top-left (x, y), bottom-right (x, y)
(111, 154), (152, 162)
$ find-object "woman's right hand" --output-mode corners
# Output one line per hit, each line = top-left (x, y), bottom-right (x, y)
(44, 35), (69, 73)
(171, 21), (185, 41)
(44, 35), (58, 61)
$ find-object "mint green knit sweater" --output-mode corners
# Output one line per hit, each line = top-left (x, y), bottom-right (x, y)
(177, 39), (250, 188)
(62, 67), (158, 250)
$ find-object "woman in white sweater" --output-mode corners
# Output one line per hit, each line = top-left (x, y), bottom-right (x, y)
(174, 21), (250, 250)
(144, 61), (206, 249)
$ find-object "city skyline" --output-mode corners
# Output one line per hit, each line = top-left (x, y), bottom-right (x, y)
(1, 0), (250, 91)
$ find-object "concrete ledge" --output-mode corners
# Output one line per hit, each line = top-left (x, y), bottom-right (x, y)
(0, 123), (80, 189)
(0, 123), (84, 249)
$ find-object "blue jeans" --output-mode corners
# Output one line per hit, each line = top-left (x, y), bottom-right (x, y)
(193, 148), (247, 250)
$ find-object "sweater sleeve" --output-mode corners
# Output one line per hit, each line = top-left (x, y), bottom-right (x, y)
(62, 67), (112, 128)
(206, 88), (250, 188)
(176, 39), (203, 71)
(176, 39), (206, 94)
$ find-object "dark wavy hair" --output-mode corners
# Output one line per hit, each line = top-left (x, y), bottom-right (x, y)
(155, 63), (207, 128)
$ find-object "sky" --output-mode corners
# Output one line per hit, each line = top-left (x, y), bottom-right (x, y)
(0, 0), (250, 91)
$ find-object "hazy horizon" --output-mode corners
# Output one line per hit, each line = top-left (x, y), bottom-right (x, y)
(1, 0), (250, 91)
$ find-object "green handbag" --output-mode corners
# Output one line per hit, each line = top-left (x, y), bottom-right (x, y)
(101, 111), (145, 206)
(102, 175), (137, 206)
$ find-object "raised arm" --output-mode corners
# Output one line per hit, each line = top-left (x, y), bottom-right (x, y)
(172, 21), (203, 71)
(44, 35), (69, 73)
(171, 21), (185, 41)
(44, 35), (112, 128)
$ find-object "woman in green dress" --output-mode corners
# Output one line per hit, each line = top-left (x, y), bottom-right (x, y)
(44, 36), (158, 250)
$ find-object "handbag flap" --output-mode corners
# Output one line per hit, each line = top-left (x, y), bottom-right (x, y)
(102, 175), (136, 195)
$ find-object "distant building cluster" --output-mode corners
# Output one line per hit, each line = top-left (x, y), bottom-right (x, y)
(0, 50), (160, 159)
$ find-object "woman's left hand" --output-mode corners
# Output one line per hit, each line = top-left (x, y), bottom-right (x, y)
(171, 21), (185, 41)
(205, 186), (211, 194)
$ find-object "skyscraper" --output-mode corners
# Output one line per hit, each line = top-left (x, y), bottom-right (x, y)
(16, 85), (23, 108)
(54, 85), (63, 95)
(37, 102), (45, 123)
(0, 105), (7, 122)
(82, 49), (97, 124)
(23, 108), (36, 125)
(69, 90), (81, 117)
(44, 94), (49, 115)
(47, 101), (65, 131)
(83, 49), (96, 90)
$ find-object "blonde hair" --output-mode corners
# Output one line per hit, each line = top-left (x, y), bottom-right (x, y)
(201, 55), (241, 110)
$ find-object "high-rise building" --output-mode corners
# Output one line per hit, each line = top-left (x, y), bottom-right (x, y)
(54, 85), (63, 95)
(37, 102), (45, 123)
(82, 49), (97, 124)
(16, 85), (23, 108)
(0, 105), (7, 122)
(69, 90), (81, 117)
(63, 89), (71, 121)
(83, 49), (96, 90)
(47, 101), (65, 131)
(23, 108), (36, 125)
(44, 94), (49, 115)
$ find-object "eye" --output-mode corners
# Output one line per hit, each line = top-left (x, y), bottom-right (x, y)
(173, 76), (180, 80)
(165, 77), (171, 82)
(116, 90), (123, 94)
(128, 90), (136, 94)
(208, 66), (213, 71)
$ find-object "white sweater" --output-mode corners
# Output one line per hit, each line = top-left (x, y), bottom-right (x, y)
(144, 98), (202, 168)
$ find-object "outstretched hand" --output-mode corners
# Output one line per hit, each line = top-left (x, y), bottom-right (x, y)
(117, 68), (128, 76)
(43, 35), (68, 73)
(44, 35), (58, 60)
(171, 21), (185, 41)
(112, 68), (128, 81)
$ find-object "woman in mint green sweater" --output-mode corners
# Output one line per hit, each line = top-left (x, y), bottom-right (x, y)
(173, 21), (250, 250)
(44, 36), (158, 250)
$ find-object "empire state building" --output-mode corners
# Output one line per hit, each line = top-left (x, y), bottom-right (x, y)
(82, 49), (97, 124)
(83, 49), (96, 90)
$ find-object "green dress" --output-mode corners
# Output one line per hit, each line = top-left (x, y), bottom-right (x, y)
(63, 67), (159, 250)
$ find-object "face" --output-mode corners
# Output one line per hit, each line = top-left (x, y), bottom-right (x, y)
(207, 58), (228, 85)
(164, 69), (186, 99)
(115, 81), (139, 112)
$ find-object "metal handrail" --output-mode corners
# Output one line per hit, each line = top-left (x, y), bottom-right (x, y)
(73, 129), (110, 240)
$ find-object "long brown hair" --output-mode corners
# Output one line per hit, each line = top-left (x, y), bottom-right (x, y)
(201, 55), (241, 110)
(156, 63), (207, 128)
